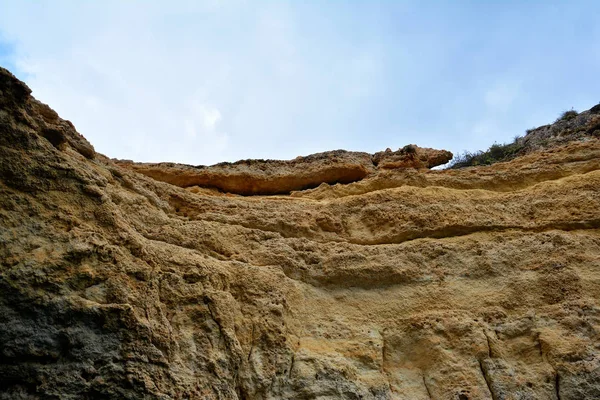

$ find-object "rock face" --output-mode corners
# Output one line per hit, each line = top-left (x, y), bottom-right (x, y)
(1, 66), (600, 399)
(115, 145), (452, 196)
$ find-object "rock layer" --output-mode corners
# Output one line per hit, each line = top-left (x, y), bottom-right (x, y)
(115, 146), (452, 196)
(1, 66), (600, 399)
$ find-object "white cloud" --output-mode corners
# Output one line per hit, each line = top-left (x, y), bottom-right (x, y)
(2, 1), (597, 165)
(0, 1), (287, 164)
(0, 0), (396, 164)
(484, 81), (521, 112)
(183, 102), (227, 155)
(0, 2), (417, 163)
(185, 103), (223, 137)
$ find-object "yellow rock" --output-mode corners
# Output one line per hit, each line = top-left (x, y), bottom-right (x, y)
(1, 66), (600, 399)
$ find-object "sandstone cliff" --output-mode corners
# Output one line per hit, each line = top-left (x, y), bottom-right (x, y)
(1, 66), (600, 399)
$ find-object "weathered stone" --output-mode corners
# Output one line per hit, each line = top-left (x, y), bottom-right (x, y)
(115, 146), (452, 196)
(1, 66), (600, 399)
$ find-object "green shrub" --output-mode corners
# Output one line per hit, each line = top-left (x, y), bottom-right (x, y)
(556, 109), (578, 122)
(449, 105), (588, 169)
(449, 140), (525, 169)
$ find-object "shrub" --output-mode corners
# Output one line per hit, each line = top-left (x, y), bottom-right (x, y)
(449, 105), (589, 169)
(556, 109), (578, 122)
(525, 127), (537, 135)
(449, 140), (525, 169)
(448, 151), (482, 169)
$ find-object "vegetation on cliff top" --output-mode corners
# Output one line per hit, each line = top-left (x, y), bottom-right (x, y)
(449, 104), (600, 168)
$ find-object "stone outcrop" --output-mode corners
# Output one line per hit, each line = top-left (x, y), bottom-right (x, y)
(1, 66), (600, 399)
(115, 146), (452, 196)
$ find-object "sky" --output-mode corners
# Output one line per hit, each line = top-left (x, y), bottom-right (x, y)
(0, 1), (599, 165)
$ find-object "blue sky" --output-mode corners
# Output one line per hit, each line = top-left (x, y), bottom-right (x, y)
(1, 1), (599, 164)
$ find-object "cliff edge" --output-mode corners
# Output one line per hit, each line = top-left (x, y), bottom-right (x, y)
(114, 146), (452, 196)
(1, 66), (600, 399)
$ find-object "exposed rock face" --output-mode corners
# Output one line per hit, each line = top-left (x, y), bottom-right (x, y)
(1, 66), (600, 399)
(522, 108), (600, 154)
(115, 145), (452, 196)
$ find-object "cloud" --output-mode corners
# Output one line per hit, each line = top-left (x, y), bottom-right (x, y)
(183, 102), (228, 155)
(0, 1), (283, 163)
(0, 1), (599, 165)
(185, 104), (223, 138)
(484, 81), (521, 112)
(0, 1), (397, 164)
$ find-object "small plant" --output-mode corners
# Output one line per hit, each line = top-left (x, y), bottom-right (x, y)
(401, 144), (417, 154)
(525, 127), (537, 135)
(449, 140), (525, 169)
(448, 151), (478, 168)
(449, 104), (591, 169)
(556, 109), (578, 122)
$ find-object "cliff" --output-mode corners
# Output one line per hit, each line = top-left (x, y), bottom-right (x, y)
(1, 66), (600, 399)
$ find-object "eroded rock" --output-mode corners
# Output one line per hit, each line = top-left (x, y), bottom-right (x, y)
(1, 67), (600, 399)
(115, 146), (452, 196)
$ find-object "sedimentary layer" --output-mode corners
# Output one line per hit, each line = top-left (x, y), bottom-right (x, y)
(115, 146), (452, 196)
(1, 66), (600, 399)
